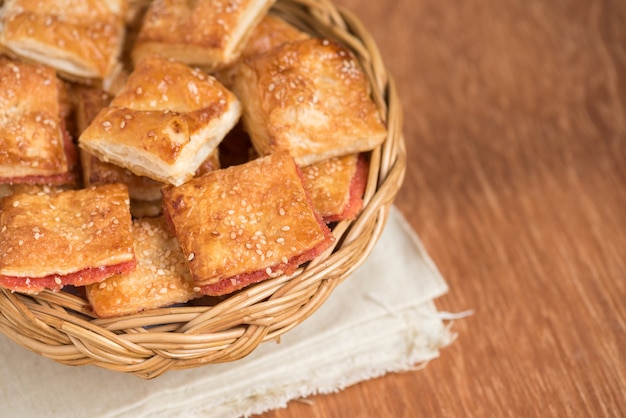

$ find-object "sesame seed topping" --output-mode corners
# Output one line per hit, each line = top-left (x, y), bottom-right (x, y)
(54, 277), (62, 285)
(281, 226), (290, 231)
(188, 253), (195, 261)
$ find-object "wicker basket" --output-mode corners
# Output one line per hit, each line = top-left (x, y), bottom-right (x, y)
(0, 0), (406, 379)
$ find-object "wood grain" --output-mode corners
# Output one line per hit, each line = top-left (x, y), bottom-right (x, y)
(263, 0), (626, 416)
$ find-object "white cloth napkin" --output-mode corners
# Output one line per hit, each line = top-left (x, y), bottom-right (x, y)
(0, 206), (453, 417)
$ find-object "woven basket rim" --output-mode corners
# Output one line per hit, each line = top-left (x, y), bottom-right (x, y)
(0, 0), (406, 379)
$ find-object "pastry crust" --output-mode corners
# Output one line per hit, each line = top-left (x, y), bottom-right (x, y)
(78, 56), (239, 186)
(161, 150), (333, 293)
(86, 216), (201, 318)
(301, 153), (368, 223)
(0, 57), (77, 185)
(232, 38), (388, 165)
(0, 183), (135, 293)
(0, 0), (127, 86)
(132, 0), (276, 71)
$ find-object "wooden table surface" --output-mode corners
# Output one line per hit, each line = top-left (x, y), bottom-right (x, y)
(266, 0), (626, 416)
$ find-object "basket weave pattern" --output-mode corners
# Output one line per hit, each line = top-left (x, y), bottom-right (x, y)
(0, 0), (406, 379)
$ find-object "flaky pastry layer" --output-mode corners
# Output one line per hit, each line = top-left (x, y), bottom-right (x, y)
(0, 183), (135, 279)
(162, 150), (333, 288)
(233, 38), (388, 166)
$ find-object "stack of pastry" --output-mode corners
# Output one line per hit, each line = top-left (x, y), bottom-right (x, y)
(0, 0), (387, 318)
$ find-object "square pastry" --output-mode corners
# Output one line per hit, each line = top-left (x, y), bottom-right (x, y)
(233, 38), (388, 166)
(0, 57), (78, 186)
(301, 153), (369, 223)
(75, 85), (220, 217)
(0, 183), (135, 294)
(161, 150), (334, 296)
(132, 0), (276, 71)
(86, 216), (201, 318)
(78, 56), (239, 186)
(0, 0), (127, 87)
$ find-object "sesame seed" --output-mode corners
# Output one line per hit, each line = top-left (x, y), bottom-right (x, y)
(279, 208), (285, 216)
(12, 201), (19, 207)
(276, 238), (285, 244)
(99, 282), (106, 289)
(281, 226), (290, 231)
(282, 257), (289, 264)
(102, 120), (112, 128)
(266, 267), (272, 275)
(54, 277), (62, 285)
(188, 253), (195, 261)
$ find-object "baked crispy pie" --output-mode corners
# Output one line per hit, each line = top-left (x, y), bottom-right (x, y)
(78, 55), (239, 186)
(161, 150), (334, 296)
(0, 183), (136, 294)
(233, 38), (388, 166)
(86, 216), (201, 318)
(132, 0), (276, 71)
(75, 84), (220, 217)
(0, 0), (127, 88)
(0, 57), (78, 186)
(301, 153), (369, 223)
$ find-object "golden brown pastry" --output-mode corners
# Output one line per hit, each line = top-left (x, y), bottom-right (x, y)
(0, 0), (128, 89)
(161, 150), (334, 296)
(131, 0), (276, 71)
(86, 216), (201, 318)
(232, 38), (388, 166)
(0, 183), (136, 294)
(78, 56), (240, 186)
(301, 154), (369, 223)
(75, 84), (221, 216)
(0, 57), (78, 186)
